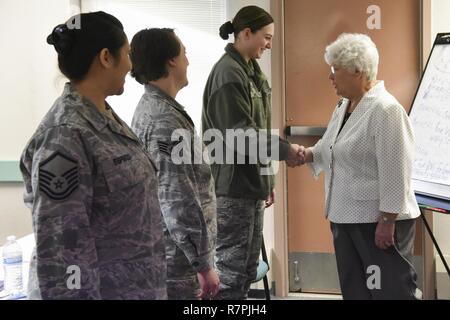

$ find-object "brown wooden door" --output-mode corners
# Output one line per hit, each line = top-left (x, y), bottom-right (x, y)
(285, 0), (422, 293)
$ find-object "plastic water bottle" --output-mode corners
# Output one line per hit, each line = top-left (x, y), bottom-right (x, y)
(2, 235), (23, 296)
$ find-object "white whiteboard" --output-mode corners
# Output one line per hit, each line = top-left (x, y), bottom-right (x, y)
(410, 37), (450, 200)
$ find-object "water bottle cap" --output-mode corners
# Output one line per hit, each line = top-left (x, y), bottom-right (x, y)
(6, 235), (16, 241)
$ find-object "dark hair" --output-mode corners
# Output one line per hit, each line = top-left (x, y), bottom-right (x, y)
(219, 5), (274, 40)
(47, 11), (126, 81)
(130, 28), (181, 84)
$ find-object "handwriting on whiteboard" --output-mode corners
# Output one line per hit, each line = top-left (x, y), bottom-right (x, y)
(410, 45), (450, 186)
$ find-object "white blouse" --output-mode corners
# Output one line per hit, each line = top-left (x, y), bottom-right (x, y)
(309, 81), (421, 223)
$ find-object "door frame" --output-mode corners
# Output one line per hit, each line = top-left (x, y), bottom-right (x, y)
(270, 0), (435, 298)
(270, 0), (289, 298)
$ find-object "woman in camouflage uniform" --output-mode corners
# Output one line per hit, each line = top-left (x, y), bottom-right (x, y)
(20, 12), (166, 299)
(130, 28), (219, 300)
(202, 6), (304, 299)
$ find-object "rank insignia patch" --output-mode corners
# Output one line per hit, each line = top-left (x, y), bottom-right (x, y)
(39, 151), (79, 201)
(157, 137), (183, 156)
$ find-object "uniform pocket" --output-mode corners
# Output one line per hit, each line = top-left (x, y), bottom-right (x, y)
(261, 84), (271, 99)
(101, 158), (148, 194)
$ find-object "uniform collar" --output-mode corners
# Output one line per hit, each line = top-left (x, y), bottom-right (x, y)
(224, 43), (269, 90)
(63, 83), (107, 132)
(63, 83), (139, 142)
(225, 43), (256, 77)
(144, 83), (195, 127)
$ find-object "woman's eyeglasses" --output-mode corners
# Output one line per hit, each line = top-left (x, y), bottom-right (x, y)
(330, 66), (336, 76)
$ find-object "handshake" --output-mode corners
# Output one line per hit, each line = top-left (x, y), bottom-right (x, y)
(285, 144), (307, 168)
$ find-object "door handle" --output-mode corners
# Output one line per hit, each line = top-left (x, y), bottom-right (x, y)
(285, 126), (327, 137)
(294, 260), (300, 283)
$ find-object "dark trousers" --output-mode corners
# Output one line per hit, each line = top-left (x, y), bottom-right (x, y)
(330, 219), (420, 300)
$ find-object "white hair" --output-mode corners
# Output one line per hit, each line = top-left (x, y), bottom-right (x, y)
(324, 33), (379, 82)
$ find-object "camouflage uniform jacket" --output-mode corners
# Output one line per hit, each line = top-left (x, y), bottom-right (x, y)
(131, 83), (217, 274)
(20, 83), (167, 299)
(202, 43), (291, 200)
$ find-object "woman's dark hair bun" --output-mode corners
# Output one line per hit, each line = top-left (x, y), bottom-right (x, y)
(47, 12), (126, 81)
(46, 24), (75, 56)
(219, 21), (234, 40)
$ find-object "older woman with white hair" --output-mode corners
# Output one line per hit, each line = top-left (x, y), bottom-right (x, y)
(301, 33), (421, 299)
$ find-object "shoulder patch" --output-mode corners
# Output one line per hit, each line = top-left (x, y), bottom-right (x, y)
(39, 151), (79, 201)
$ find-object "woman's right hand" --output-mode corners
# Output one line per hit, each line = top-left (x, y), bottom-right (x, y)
(286, 144), (306, 167)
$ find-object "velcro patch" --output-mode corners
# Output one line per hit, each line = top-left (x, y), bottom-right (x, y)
(39, 151), (79, 201)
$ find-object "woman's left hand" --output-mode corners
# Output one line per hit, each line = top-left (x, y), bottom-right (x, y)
(265, 190), (275, 208)
(375, 220), (395, 250)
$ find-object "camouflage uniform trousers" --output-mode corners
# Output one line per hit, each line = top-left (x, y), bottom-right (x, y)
(213, 196), (265, 300)
(165, 231), (201, 300)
